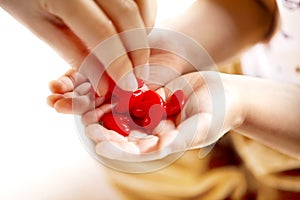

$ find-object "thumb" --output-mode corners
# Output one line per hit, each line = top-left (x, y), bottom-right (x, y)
(146, 50), (189, 90)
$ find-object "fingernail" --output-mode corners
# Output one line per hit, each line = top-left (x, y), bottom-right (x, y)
(134, 64), (149, 80)
(118, 71), (138, 91)
(96, 80), (110, 97)
(96, 87), (105, 97)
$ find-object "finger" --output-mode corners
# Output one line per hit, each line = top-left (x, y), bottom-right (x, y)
(138, 119), (178, 157)
(85, 124), (126, 143)
(95, 141), (140, 161)
(42, 0), (138, 91)
(95, 0), (150, 78)
(95, 140), (171, 162)
(153, 120), (178, 150)
(179, 83), (212, 121)
(29, 16), (88, 69)
(41, 0), (114, 48)
(161, 72), (214, 121)
(81, 103), (113, 125)
(74, 82), (92, 96)
(49, 69), (88, 94)
(146, 64), (181, 90)
(47, 94), (64, 108)
(157, 130), (179, 151)
(86, 125), (165, 161)
(90, 123), (174, 161)
(77, 53), (111, 97)
(146, 50), (189, 90)
(53, 95), (94, 114)
(175, 72), (225, 125)
(135, 0), (157, 28)
(49, 89), (106, 115)
(136, 135), (159, 153)
(77, 48), (138, 98)
(172, 113), (213, 152)
(128, 130), (159, 153)
(47, 91), (76, 109)
(49, 77), (74, 94)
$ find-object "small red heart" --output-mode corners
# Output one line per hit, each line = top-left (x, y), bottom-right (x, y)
(166, 90), (186, 116)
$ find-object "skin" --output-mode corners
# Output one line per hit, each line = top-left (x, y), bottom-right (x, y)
(156, 0), (276, 72)
(4, 0), (298, 199)
(231, 75), (300, 159)
(0, 0), (157, 94)
(47, 69), (300, 161)
(4, 0), (297, 160)
(47, 0), (300, 161)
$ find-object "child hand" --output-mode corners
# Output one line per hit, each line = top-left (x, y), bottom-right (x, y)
(48, 70), (245, 162)
(82, 71), (244, 162)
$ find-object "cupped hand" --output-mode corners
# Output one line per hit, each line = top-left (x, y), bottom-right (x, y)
(83, 72), (245, 162)
(48, 68), (245, 162)
(48, 48), (191, 114)
(1, 0), (156, 93)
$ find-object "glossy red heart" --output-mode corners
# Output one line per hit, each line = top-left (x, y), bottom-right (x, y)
(166, 90), (186, 116)
(98, 78), (186, 137)
(101, 113), (131, 137)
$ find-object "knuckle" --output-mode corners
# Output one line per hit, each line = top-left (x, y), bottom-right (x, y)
(40, 0), (57, 12)
(98, 20), (113, 31)
(119, 0), (139, 15)
(40, 0), (69, 14)
(97, 21), (115, 38)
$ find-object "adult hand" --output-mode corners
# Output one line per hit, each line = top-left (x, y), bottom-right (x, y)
(1, 0), (157, 94)
(47, 33), (233, 162)
(47, 46), (192, 114)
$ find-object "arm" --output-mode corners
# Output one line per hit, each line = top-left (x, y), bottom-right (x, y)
(224, 74), (300, 159)
(158, 0), (277, 72)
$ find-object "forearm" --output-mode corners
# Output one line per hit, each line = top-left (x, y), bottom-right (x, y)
(159, 0), (275, 71)
(228, 74), (300, 159)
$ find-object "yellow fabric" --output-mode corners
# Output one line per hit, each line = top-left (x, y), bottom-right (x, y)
(106, 63), (300, 199)
(107, 137), (248, 200)
(231, 133), (300, 192)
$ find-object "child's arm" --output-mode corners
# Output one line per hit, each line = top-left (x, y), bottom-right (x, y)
(158, 0), (277, 72)
(79, 72), (300, 161)
(226, 74), (300, 159)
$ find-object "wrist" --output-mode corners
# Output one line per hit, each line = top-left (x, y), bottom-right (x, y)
(221, 73), (247, 130)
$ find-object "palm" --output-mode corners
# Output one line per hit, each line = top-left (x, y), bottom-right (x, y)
(48, 68), (229, 162)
